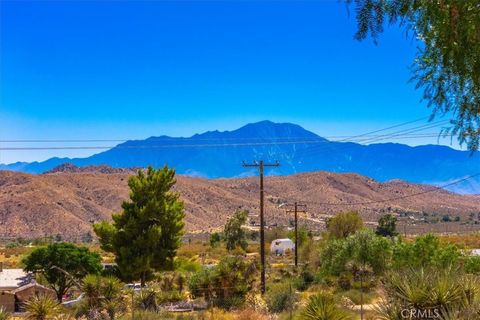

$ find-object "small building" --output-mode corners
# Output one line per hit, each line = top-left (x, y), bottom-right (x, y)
(0, 263), (55, 312)
(0, 291), (15, 313)
(12, 283), (57, 312)
(270, 238), (295, 255)
(0, 266), (32, 291)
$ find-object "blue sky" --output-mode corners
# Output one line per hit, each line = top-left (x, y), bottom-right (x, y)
(0, 1), (458, 163)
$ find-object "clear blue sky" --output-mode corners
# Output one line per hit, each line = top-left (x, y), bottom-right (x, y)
(0, 1), (458, 164)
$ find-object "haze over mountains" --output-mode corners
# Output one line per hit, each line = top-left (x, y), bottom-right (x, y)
(1, 121), (479, 194)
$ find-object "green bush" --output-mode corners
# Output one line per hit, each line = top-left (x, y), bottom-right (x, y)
(188, 256), (257, 309)
(209, 232), (222, 248)
(464, 255), (480, 274)
(325, 211), (364, 239)
(392, 234), (461, 269)
(265, 281), (297, 313)
(175, 258), (202, 273)
(319, 229), (392, 277)
(295, 269), (315, 291)
(5, 241), (19, 249)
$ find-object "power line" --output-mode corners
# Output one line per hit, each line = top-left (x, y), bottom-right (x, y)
(0, 133), (455, 143)
(0, 131), (455, 151)
(296, 119), (451, 158)
(284, 202), (307, 268)
(242, 160), (280, 295)
(302, 173), (480, 207)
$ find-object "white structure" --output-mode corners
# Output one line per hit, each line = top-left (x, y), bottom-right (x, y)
(470, 249), (480, 256)
(0, 265), (32, 291)
(270, 238), (295, 256)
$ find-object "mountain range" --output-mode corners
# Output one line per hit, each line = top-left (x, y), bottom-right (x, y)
(1, 169), (480, 239)
(1, 120), (479, 194)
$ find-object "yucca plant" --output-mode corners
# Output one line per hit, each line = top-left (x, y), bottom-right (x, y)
(24, 294), (60, 320)
(377, 268), (480, 320)
(300, 293), (353, 320)
(135, 286), (159, 312)
(77, 275), (125, 320)
(0, 307), (11, 320)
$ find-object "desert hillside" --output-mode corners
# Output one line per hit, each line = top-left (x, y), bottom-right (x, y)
(1, 168), (480, 240)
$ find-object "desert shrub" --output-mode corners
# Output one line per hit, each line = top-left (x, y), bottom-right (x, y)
(392, 234), (461, 270)
(188, 256), (257, 309)
(175, 258), (202, 273)
(376, 214), (398, 237)
(287, 226), (310, 248)
(209, 232), (222, 248)
(224, 210), (249, 251)
(319, 229), (392, 277)
(300, 293), (353, 320)
(465, 255), (480, 274)
(265, 281), (297, 313)
(5, 241), (19, 249)
(325, 211), (364, 239)
(295, 268), (315, 291)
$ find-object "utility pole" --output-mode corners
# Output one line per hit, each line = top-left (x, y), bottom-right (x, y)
(285, 202), (307, 268)
(242, 160), (280, 294)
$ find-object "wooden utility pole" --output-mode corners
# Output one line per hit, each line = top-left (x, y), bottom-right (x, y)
(285, 202), (307, 268)
(242, 160), (280, 294)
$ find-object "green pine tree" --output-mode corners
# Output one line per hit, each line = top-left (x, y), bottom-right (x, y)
(94, 166), (185, 286)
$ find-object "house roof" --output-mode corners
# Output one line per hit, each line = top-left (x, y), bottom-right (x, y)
(272, 238), (294, 243)
(0, 269), (31, 289)
(11, 282), (54, 294)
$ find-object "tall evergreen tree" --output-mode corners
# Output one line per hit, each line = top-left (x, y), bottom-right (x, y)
(94, 166), (185, 286)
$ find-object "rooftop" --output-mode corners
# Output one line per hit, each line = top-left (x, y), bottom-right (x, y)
(0, 269), (31, 289)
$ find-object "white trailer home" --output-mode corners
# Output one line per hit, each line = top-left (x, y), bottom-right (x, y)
(270, 238), (295, 255)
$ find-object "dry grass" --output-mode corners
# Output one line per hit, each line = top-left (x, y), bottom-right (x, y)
(0, 245), (35, 268)
(438, 233), (480, 249)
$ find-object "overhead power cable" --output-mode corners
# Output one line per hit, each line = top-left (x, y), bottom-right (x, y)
(302, 173), (480, 207)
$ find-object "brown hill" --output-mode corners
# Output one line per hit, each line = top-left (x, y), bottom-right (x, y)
(0, 169), (480, 240)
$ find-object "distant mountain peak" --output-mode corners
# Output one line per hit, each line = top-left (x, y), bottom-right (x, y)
(227, 120), (322, 140)
(1, 120), (478, 194)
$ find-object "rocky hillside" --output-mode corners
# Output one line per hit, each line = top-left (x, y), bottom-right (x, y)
(1, 167), (480, 240)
